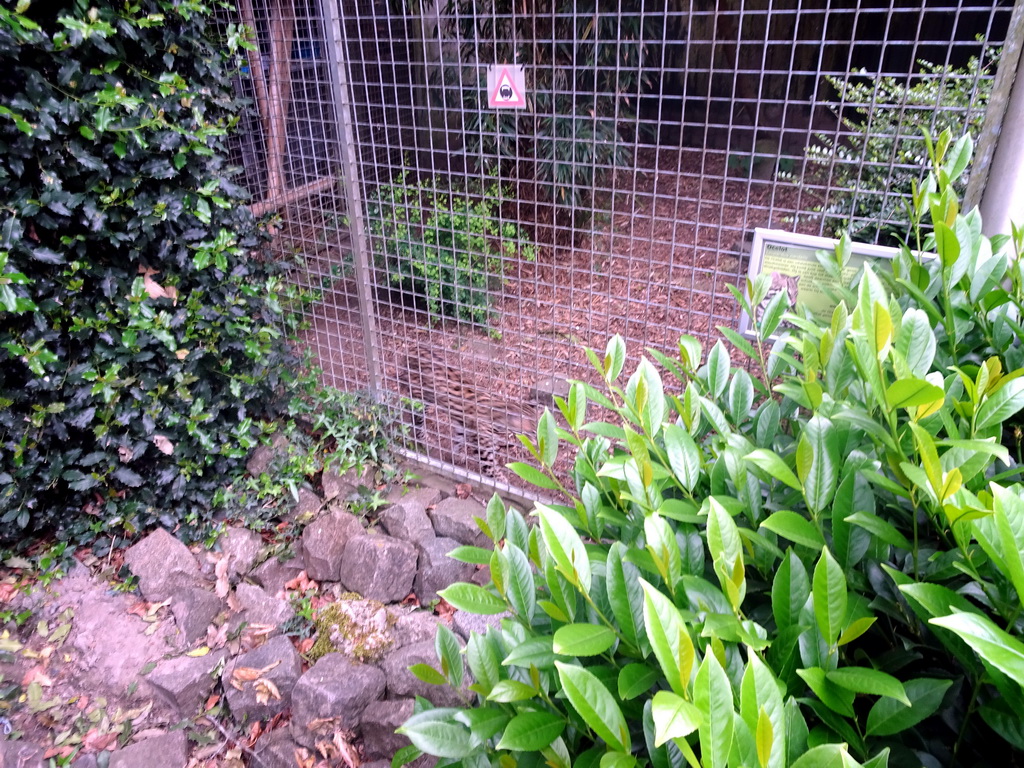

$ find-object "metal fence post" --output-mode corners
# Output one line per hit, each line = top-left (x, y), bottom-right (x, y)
(319, 0), (383, 398)
(965, 0), (1024, 229)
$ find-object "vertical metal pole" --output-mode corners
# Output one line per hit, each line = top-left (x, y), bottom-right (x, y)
(965, 0), (1024, 228)
(319, 0), (383, 397)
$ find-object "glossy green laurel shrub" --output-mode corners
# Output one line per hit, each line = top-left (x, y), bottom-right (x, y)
(0, 0), (298, 546)
(400, 131), (1024, 768)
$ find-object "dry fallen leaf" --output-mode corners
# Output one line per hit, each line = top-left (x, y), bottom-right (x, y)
(454, 482), (473, 499)
(152, 435), (174, 455)
(284, 571), (310, 592)
(21, 666), (53, 687)
(205, 622), (229, 650)
(294, 747), (316, 768)
(185, 646), (210, 657)
(306, 717), (340, 734)
(242, 623), (276, 638)
(205, 694), (220, 711)
(296, 637), (315, 654)
(139, 265), (176, 302)
(82, 729), (119, 753)
(254, 678), (281, 705)
(247, 720), (263, 746)
(232, 660), (281, 685)
(334, 731), (360, 768)
(118, 445), (133, 463)
(175, 349), (189, 360)
(214, 558), (230, 599)
(435, 598), (456, 621)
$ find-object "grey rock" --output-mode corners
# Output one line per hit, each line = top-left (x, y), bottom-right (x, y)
(290, 654), (386, 748)
(380, 500), (436, 545)
(0, 741), (45, 768)
(123, 528), (203, 602)
(234, 583), (295, 631)
(145, 649), (227, 715)
(321, 467), (356, 502)
(471, 566), (492, 588)
(246, 434), (291, 478)
(250, 555), (305, 597)
(414, 537), (474, 604)
(380, 640), (462, 706)
(302, 510), (364, 582)
(363, 762), (392, 768)
(72, 754), (99, 768)
(246, 445), (276, 478)
(388, 609), (438, 649)
(46, 565), (175, 701)
(221, 635), (302, 723)
(338, 535), (418, 603)
(170, 587), (223, 645)
(345, 464), (378, 489)
(254, 729), (308, 768)
(428, 498), (489, 548)
(293, 486), (323, 520)
(529, 374), (571, 410)
(220, 527), (263, 581)
(361, 698), (414, 761)
(108, 731), (188, 768)
(387, 485), (443, 509)
(452, 610), (509, 641)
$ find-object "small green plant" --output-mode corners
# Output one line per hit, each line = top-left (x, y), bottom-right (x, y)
(366, 173), (535, 325)
(349, 486), (389, 519)
(283, 591), (316, 641)
(806, 52), (995, 244)
(232, 381), (395, 526)
(400, 131), (1024, 767)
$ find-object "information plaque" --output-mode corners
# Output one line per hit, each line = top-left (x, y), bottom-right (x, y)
(737, 228), (909, 338)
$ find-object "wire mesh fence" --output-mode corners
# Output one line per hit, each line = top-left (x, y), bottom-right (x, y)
(227, 0), (1016, 492)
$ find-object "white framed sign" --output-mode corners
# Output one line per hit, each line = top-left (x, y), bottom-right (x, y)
(737, 228), (911, 338)
(487, 65), (527, 109)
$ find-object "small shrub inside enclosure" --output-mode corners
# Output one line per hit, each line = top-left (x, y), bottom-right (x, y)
(0, 0), (298, 547)
(366, 173), (535, 325)
(807, 54), (994, 244)
(401, 133), (1024, 767)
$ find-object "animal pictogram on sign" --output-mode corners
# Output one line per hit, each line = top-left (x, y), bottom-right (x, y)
(487, 65), (527, 109)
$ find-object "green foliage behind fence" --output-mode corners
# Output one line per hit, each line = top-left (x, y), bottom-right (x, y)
(0, 0), (297, 546)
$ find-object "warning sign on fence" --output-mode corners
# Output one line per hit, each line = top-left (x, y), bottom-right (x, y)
(487, 65), (526, 109)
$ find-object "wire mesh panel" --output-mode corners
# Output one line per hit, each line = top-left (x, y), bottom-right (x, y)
(225, 0), (372, 395)
(234, 0), (1015, 490)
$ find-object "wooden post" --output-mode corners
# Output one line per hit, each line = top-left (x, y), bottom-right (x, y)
(264, 0), (296, 202)
(237, 0), (271, 144)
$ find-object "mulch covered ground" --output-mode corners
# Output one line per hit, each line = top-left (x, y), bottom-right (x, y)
(279, 147), (825, 486)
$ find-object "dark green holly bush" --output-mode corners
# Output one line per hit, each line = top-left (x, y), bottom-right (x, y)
(0, 0), (299, 547)
(401, 133), (1024, 768)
